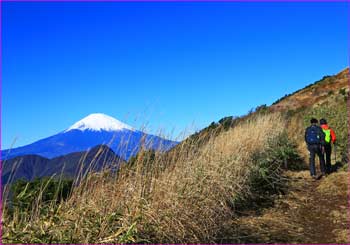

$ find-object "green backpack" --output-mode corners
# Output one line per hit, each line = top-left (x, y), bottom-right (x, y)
(322, 129), (331, 143)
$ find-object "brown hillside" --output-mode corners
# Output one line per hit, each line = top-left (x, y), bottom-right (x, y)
(174, 68), (349, 156)
(3, 68), (349, 244)
(271, 68), (349, 112)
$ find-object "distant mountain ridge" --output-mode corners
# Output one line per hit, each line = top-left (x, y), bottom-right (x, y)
(270, 67), (349, 112)
(2, 113), (178, 161)
(2, 145), (125, 185)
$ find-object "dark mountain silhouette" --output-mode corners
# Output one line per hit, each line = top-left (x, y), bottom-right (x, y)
(2, 145), (125, 185)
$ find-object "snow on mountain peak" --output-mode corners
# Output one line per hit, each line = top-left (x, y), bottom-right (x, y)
(66, 113), (134, 132)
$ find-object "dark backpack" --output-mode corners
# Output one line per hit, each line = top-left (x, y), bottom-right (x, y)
(306, 126), (321, 144)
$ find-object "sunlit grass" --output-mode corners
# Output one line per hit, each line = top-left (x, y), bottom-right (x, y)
(2, 112), (302, 243)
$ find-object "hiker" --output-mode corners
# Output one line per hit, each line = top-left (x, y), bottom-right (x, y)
(305, 118), (326, 179)
(319, 118), (336, 174)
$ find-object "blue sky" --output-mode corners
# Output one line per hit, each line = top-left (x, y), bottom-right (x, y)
(2, 2), (349, 149)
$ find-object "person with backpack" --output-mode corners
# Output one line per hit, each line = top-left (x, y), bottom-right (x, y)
(319, 118), (336, 174)
(305, 118), (326, 179)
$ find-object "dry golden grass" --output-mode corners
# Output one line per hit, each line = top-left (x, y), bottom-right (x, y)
(3, 112), (291, 243)
(286, 113), (309, 161)
(133, 113), (285, 242)
(316, 171), (349, 196)
(61, 113), (286, 243)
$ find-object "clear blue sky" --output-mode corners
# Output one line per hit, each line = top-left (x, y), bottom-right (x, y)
(2, 2), (349, 149)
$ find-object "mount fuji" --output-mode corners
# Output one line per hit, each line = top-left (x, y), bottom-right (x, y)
(2, 113), (178, 161)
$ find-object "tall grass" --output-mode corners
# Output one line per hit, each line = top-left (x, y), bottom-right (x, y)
(2, 113), (301, 243)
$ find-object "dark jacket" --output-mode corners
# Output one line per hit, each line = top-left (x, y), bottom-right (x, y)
(305, 124), (325, 146)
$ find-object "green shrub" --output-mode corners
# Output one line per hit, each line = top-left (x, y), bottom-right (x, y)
(10, 177), (73, 213)
(250, 133), (303, 196)
(339, 88), (346, 96)
(255, 104), (268, 114)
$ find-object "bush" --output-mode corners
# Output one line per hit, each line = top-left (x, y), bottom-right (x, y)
(218, 116), (234, 129)
(9, 177), (73, 213)
(339, 88), (346, 96)
(250, 133), (303, 195)
(255, 104), (268, 114)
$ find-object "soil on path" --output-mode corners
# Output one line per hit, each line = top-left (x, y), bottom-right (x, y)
(228, 170), (350, 243)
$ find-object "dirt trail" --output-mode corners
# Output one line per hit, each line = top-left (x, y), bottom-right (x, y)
(231, 170), (350, 243)
(292, 171), (348, 243)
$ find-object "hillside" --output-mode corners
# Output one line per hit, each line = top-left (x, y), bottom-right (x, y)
(173, 67), (349, 163)
(228, 68), (349, 243)
(2, 145), (125, 185)
(2, 68), (349, 244)
(278, 68), (349, 163)
(270, 68), (349, 112)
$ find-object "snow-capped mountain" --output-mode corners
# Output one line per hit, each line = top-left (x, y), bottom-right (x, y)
(65, 113), (134, 132)
(2, 113), (178, 161)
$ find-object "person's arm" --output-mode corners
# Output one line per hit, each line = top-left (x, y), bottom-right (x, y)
(330, 128), (336, 144)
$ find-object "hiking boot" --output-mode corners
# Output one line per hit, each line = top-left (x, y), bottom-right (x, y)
(311, 175), (317, 180)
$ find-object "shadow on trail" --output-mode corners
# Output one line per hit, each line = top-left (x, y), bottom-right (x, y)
(219, 164), (349, 244)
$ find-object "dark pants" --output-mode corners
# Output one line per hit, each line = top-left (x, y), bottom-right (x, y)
(324, 143), (332, 174)
(308, 144), (326, 176)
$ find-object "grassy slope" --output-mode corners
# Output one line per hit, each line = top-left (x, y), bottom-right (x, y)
(271, 68), (348, 112)
(2, 68), (349, 243)
(3, 113), (301, 243)
(274, 67), (349, 163)
(174, 68), (349, 164)
(226, 67), (350, 243)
